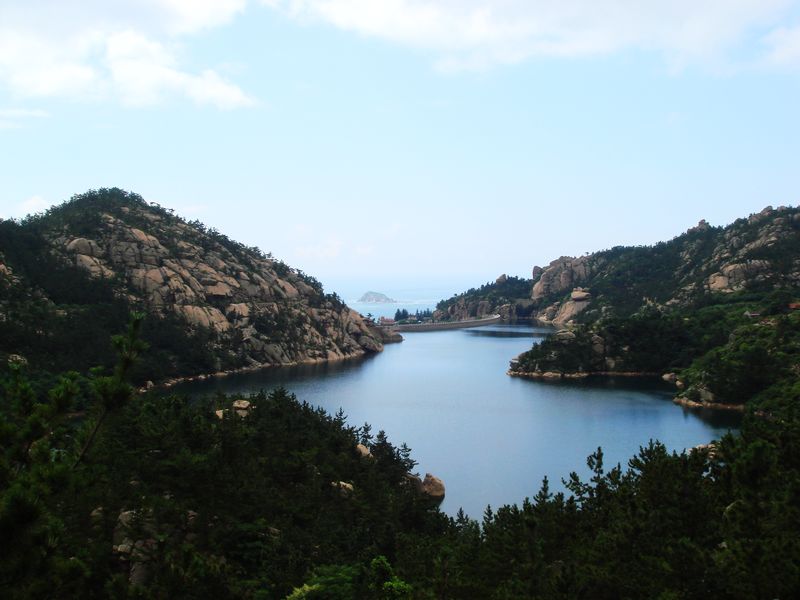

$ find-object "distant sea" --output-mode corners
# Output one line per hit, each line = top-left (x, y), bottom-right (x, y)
(345, 286), (458, 319)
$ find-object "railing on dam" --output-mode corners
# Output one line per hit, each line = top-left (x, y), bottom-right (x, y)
(388, 314), (502, 332)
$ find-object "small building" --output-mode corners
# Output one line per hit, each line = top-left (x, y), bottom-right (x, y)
(743, 311), (761, 319)
(789, 303), (800, 311)
(378, 317), (396, 326)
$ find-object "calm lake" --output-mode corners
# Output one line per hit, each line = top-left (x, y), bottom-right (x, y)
(175, 324), (740, 517)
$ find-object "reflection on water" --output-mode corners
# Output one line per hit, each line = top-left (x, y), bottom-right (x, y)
(175, 323), (740, 517)
(541, 377), (743, 430)
(464, 327), (550, 339)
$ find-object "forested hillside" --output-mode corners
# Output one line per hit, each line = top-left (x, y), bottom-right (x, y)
(0, 189), (391, 386)
(509, 206), (800, 412)
(438, 206), (800, 330)
(3, 199), (800, 598)
(2, 320), (799, 598)
(434, 275), (534, 321)
(528, 205), (800, 326)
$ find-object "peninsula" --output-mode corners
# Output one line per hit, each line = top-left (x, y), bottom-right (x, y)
(439, 205), (800, 415)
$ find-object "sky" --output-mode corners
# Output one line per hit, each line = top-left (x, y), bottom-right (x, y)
(1, 1), (799, 300)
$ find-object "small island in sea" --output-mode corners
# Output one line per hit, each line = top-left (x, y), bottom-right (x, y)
(359, 290), (396, 303)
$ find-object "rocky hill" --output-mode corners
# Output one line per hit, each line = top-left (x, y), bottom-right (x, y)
(527, 205), (800, 326)
(0, 188), (392, 382)
(437, 206), (800, 328)
(434, 274), (535, 321)
(507, 205), (800, 409)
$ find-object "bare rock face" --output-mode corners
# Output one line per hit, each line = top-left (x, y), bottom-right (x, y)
(554, 329), (576, 341)
(232, 399), (252, 417)
(697, 387), (716, 404)
(531, 256), (596, 301)
(43, 193), (386, 371)
(441, 297), (496, 322)
(176, 305), (231, 333)
(707, 260), (774, 293)
(331, 481), (355, 498)
(355, 444), (372, 459)
(699, 207), (800, 294)
(533, 288), (592, 326)
(570, 288), (591, 302)
(421, 473), (445, 502)
(74, 254), (114, 278)
(112, 509), (157, 587)
(553, 301), (589, 326)
(66, 237), (103, 257)
(528, 205), (800, 318)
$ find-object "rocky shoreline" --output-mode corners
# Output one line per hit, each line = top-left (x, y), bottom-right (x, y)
(141, 332), (403, 393)
(42, 195), (394, 371)
(507, 370), (660, 380)
(672, 396), (746, 412)
(508, 368), (748, 412)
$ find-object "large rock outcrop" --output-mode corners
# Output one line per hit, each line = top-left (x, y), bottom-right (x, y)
(527, 205), (800, 322)
(33, 190), (389, 372)
(531, 256), (597, 301)
(421, 473), (446, 502)
(435, 274), (535, 322)
(537, 288), (593, 326)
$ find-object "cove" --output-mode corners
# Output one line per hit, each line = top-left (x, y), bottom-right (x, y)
(174, 324), (740, 517)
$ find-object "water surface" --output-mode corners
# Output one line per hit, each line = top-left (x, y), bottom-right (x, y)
(175, 324), (739, 517)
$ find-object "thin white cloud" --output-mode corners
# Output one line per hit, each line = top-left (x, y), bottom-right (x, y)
(0, 107), (50, 130)
(0, 31), (98, 98)
(764, 25), (800, 66)
(105, 31), (254, 108)
(0, 0), (253, 109)
(2, 1), (797, 113)
(156, 0), (248, 34)
(0, 109), (50, 119)
(263, 0), (799, 70)
(6, 195), (52, 218)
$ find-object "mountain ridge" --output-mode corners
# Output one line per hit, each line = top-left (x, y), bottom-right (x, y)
(507, 205), (800, 410)
(0, 188), (394, 382)
(528, 205), (800, 325)
(435, 205), (800, 327)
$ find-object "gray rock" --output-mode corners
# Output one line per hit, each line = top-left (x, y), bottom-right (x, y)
(554, 329), (576, 341)
(331, 481), (354, 498)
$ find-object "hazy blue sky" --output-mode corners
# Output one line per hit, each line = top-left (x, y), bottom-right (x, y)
(1, 1), (799, 299)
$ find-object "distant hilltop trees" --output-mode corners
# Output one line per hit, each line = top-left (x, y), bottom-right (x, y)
(394, 308), (433, 323)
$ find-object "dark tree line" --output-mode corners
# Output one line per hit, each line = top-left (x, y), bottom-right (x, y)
(2, 317), (800, 598)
